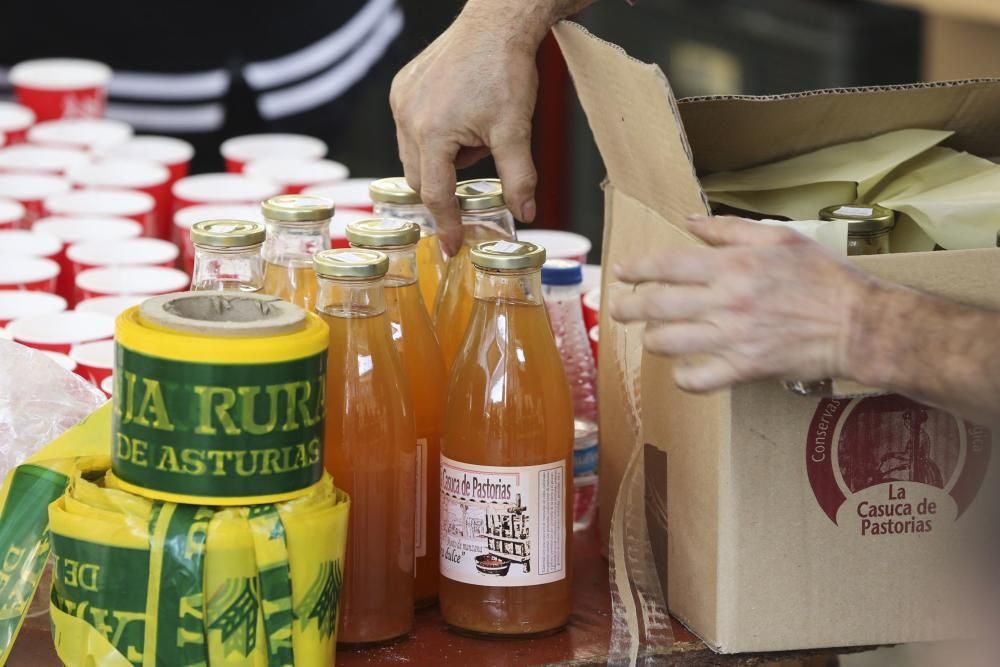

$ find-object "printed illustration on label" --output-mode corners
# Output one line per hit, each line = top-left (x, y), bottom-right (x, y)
(807, 395), (991, 536)
(440, 457), (565, 587)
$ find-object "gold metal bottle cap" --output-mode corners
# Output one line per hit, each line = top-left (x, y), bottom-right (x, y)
(261, 194), (335, 222)
(818, 204), (895, 233)
(456, 178), (505, 211)
(346, 218), (420, 247)
(369, 177), (421, 206)
(190, 220), (266, 247)
(313, 248), (389, 279)
(471, 240), (545, 270)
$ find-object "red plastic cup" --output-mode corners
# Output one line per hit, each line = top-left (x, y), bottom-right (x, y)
(303, 179), (375, 212)
(0, 199), (26, 230)
(70, 339), (114, 386)
(28, 118), (132, 152)
(173, 203), (263, 274)
(33, 215), (143, 302)
(0, 102), (35, 144)
(0, 291), (66, 327)
(76, 294), (147, 318)
(220, 133), (327, 173)
(0, 257), (60, 291)
(67, 159), (171, 238)
(517, 230), (592, 263)
(0, 144), (91, 176)
(0, 230), (61, 259)
(67, 238), (178, 302)
(100, 374), (114, 397)
(0, 174), (71, 227)
(100, 135), (194, 183)
(10, 59), (112, 122)
(76, 265), (189, 300)
(8, 310), (114, 353)
(44, 189), (155, 237)
(330, 209), (375, 249)
(171, 173), (280, 213)
(583, 286), (600, 331)
(589, 325), (599, 365)
(0, 328), (9, 340)
(244, 157), (349, 194)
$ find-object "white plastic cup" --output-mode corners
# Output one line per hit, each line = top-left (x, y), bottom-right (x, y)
(100, 374), (114, 397)
(0, 199), (27, 231)
(99, 135), (194, 182)
(303, 178), (375, 212)
(0, 102), (36, 143)
(0, 144), (91, 176)
(0, 230), (62, 259)
(67, 238), (179, 302)
(583, 286), (600, 331)
(76, 265), (190, 301)
(0, 174), (71, 227)
(70, 339), (114, 386)
(173, 203), (264, 273)
(8, 310), (114, 353)
(581, 263), (602, 295)
(76, 295), (147, 318)
(67, 159), (171, 238)
(244, 157), (349, 194)
(10, 59), (112, 121)
(221, 133), (327, 172)
(27, 118), (132, 152)
(517, 229), (592, 263)
(171, 173), (281, 213)
(0, 256), (60, 292)
(0, 291), (66, 327)
(44, 351), (77, 373)
(44, 188), (156, 237)
(589, 325), (599, 365)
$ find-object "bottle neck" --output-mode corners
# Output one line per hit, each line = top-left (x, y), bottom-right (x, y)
(316, 275), (386, 318)
(460, 206), (516, 245)
(263, 220), (330, 267)
(351, 244), (417, 287)
(191, 244), (264, 292)
(474, 267), (543, 306)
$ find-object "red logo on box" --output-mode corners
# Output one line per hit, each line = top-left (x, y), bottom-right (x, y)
(806, 395), (990, 527)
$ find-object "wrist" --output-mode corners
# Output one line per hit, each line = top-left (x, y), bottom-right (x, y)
(841, 280), (914, 389)
(457, 0), (562, 52)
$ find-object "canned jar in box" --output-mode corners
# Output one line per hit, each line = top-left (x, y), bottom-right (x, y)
(0, 145), (90, 176)
(7, 310), (114, 353)
(27, 118), (131, 152)
(245, 157), (349, 194)
(9, 58), (112, 121)
(75, 265), (189, 301)
(0, 291), (66, 327)
(112, 292), (330, 504)
(221, 133), (327, 172)
(68, 158), (172, 238)
(0, 174), (70, 227)
(0, 102), (35, 143)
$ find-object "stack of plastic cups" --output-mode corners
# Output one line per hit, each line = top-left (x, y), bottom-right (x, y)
(244, 157), (349, 194)
(67, 238), (179, 304)
(27, 118), (132, 153)
(9, 58), (111, 121)
(67, 159), (172, 238)
(0, 102), (36, 144)
(0, 174), (71, 228)
(0, 199), (27, 230)
(303, 179), (375, 213)
(171, 173), (281, 214)
(220, 133), (327, 172)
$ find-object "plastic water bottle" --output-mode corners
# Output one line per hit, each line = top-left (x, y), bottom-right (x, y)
(542, 259), (599, 531)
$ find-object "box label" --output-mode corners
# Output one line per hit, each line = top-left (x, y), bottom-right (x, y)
(440, 457), (566, 587)
(806, 395), (991, 535)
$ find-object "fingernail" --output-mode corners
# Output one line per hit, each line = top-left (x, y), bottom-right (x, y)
(686, 214), (708, 222)
(613, 262), (624, 277)
(521, 199), (536, 223)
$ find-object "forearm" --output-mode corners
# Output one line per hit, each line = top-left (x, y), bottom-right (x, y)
(848, 284), (1000, 426)
(458, 0), (599, 50)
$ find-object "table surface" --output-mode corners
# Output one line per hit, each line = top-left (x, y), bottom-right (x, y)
(8, 529), (866, 666)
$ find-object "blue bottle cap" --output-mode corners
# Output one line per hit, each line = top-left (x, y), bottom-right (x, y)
(541, 259), (583, 285)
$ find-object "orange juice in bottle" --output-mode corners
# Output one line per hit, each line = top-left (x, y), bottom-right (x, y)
(440, 240), (574, 637)
(369, 177), (446, 316)
(346, 217), (447, 609)
(314, 247), (416, 645)
(433, 179), (515, 370)
(261, 194), (333, 310)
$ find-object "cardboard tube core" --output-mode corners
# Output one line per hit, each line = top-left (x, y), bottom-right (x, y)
(140, 291), (305, 337)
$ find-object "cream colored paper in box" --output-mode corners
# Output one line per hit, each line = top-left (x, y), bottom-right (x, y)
(701, 128), (953, 220)
(755, 219), (848, 255)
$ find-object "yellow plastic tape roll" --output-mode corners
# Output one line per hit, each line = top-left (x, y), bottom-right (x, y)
(49, 470), (349, 667)
(112, 293), (330, 506)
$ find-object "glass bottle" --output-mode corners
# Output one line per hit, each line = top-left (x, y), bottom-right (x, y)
(819, 204), (896, 256)
(346, 217), (447, 609)
(261, 194), (333, 310)
(440, 240), (574, 637)
(189, 220), (265, 292)
(315, 247), (416, 645)
(434, 179), (516, 370)
(369, 177), (447, 316)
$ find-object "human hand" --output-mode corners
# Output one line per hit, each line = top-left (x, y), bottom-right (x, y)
(390, 5), (542, 254)
(609, 216), (881, 393)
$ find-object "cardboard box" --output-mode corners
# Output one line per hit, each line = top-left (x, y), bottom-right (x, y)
(553, 21), (1000, 653)
(923, 15), (1000, 82)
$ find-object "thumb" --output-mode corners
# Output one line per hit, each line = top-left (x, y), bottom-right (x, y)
(491, 125), (537, 224)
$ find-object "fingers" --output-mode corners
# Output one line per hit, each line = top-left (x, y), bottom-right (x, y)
(491, 125), (538, 223)
(610, 286), (719, 324)
(643, 321), (723, 357)
(455, 146), (491, 170)
(685, 215), (802, 248)
(397, 126), (420, 193)
(418, 141), (462, 255)
(673, 356), (740, 394)
(614, 247), (719, 286)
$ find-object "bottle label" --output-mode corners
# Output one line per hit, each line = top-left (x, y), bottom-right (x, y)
(415, 438), (427, 558)
(440, 457), (566, 587)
